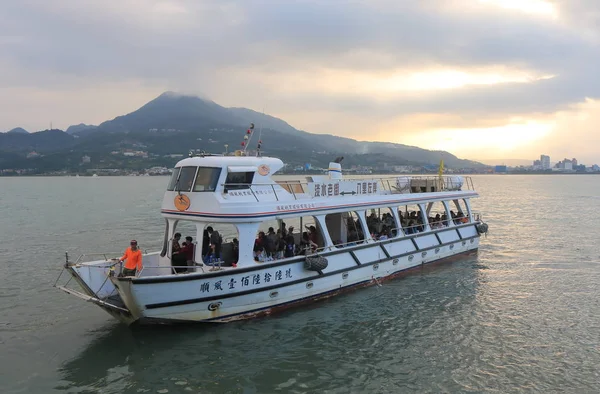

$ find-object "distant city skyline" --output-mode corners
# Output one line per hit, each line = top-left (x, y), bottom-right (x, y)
(1, 0), (600, 163)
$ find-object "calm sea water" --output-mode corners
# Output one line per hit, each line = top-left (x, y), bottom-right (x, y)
(1, 175), (600, 393)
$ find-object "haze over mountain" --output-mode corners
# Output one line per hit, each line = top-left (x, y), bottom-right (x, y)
(475, 158), (536, 167)
(0, 92), (485, 172)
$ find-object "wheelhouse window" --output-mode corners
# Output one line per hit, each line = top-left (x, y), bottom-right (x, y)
(224, 171), (255, 192)
(167, 168), (180, 191)
(167, 167), (197, 192)
(193, 167), (221, 192)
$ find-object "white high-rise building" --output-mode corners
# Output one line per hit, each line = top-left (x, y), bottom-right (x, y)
(540, 155), (550, 170)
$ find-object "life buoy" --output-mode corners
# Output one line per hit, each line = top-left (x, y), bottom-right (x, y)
(476, 223), (489, 234)
(304, 255), (328, 271)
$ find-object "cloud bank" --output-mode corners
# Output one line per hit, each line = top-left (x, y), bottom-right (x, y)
(1, 0), (599, 162)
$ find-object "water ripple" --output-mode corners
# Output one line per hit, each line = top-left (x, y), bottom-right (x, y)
(2, 176), (600, 393)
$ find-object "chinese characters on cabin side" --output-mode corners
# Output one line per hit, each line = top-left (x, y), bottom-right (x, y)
(200, 268), (294, 293)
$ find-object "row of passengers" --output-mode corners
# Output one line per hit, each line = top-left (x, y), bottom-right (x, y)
(253, 209), (471, 261)
(361, 209), (470, 239)
(171, 227), (224, 272)
(253, 225), (320, 261)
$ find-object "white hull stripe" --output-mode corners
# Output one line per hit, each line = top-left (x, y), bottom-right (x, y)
(144, 235), (479, 309)
(148, 248), (477, 322)
(160, 192), (479, 219)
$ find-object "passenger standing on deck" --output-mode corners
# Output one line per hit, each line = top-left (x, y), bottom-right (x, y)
(201, 229), (210, 260)
(207, 226), (222, 260)
(171, 232), (185, 272)
(119, 240), (142, 277)
(181, 236), (196, 272)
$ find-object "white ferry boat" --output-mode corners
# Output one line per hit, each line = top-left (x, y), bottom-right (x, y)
(55, 144), (488, 325)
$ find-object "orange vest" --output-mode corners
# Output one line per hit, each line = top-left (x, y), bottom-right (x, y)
(121, 247), (142, 270)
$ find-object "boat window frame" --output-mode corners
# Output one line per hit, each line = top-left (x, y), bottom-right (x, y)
(398, 203), (427, 234)
(224, 171), (255, 192)
(325, 210), (367, 248)
(166, 168), (181, 191)
(173, 166), (198, 192)
(364, 207), (399, 240)
(193, 167), (222, 192)
(425, 200), (452, 228)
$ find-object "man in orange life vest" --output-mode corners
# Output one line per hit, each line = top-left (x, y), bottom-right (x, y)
(119, 240), (143, 277)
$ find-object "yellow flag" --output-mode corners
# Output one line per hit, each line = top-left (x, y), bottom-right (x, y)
(438, 159), (444, 178)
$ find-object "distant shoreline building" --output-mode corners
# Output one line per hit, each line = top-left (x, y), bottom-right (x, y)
(540, 155), (550, 170)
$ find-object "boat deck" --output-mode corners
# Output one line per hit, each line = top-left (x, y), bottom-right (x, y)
(227, 175), (474, 202)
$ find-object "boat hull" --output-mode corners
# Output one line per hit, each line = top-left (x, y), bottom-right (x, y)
(142, 249), (477, 325)
(114, 235), (480, 325)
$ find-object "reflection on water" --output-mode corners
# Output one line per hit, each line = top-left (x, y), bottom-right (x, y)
(56, 259), (482, 394)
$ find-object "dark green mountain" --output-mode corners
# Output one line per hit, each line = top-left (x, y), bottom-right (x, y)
(0, 92), (485, 173)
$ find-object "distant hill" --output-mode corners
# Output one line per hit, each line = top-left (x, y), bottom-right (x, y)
(85, 92), (482, 167)
(0, 92), (487, 172)
(6, 127), (29, 134)
(0, 129), (75, 152)
(66, 123), (97, 135)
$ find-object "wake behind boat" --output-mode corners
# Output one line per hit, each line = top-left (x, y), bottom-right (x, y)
(55, 125), (489, 325)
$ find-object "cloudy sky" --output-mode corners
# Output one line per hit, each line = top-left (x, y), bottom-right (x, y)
(1, 0), (599, 163)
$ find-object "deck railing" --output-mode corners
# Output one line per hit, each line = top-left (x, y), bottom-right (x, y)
(222, 175), (475, 202)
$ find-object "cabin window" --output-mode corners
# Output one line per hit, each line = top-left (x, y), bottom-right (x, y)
(253, 215), (322, 261)
(326, 211), (365, 248)
(169, 221), (239, 267)
(425, 201), (451, 228)
(193, 167), (221, 192)
(224, 171), (255, 192)
(167, 168), (180, 191)
(168, 220), (198, 273)
(451, 199), (470, 224)
(365, 207), (398, 240)
(166, 166), (197, 192)
(200, 223), (239, 265)
(398, 204), (426, 234)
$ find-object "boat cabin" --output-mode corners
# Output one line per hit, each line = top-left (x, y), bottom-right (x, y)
(151, 154), (477, 275)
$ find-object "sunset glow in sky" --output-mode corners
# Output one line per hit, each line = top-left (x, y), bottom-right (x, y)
(1, 0), (600, 163)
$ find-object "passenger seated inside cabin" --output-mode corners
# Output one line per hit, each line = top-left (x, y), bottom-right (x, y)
(378, 228), (389, 240)
(441, 213), (448, 226)
(306, 224), (318, 241)
(254, 231), (267, 252)
(429, 214), (443, 229)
